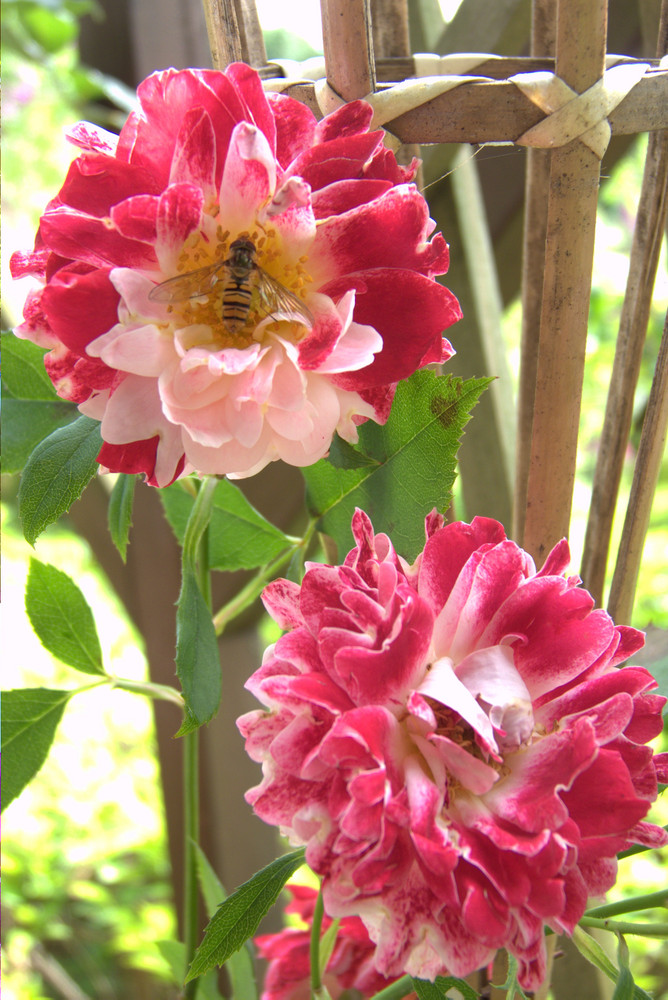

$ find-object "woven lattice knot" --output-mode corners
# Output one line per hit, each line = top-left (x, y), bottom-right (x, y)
(263, 53), (660, 159)
(512, 60), (650, 158)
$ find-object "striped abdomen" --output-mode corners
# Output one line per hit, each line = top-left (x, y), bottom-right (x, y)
(221, 273), (254, 333)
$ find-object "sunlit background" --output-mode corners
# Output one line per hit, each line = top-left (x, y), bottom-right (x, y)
(2, 1), (667, 997)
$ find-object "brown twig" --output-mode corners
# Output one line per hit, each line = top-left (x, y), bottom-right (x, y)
(607, 308), (668, 623)
(580, 0), (668, 604)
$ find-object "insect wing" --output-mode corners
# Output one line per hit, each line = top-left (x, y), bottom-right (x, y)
(148, 261), (227, 303)
(255, 268), (314, 327)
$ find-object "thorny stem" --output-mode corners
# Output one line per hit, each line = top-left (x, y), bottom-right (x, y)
(108, 676), (184, 707)
(183, 480), (215, 999)
(578, 916), (668, 937)
(183, 728), (200, 999)
(585, 889), (668, 919)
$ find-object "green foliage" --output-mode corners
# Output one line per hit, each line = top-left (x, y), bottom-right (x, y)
(2, 0), (99, 60)
(18, 415), (102, 545)
(411, 976), (480, 1000)
(17, 2), (80, 53)
(195, 843), (227, 917)
(2, 331), (60, 399)
(156, 940), (225, 999)
(491, 954), (529, 999)
(263, 27), (320, 61)
(1, 687), (71, 809)
(571, 927), (653, 1000)
(186, 849), (306, 983)
(1, 333), (79, 474)
(3, 816), (176, 998)
(304, 371), (491, 562)
(194, 844), (257, 1000)
(2, 0), (135, 134)
(175, 568), (222, 735)
(26, 559), (105, 674)
(174, 480), (222, 735)
(161, 477), (294, 572)
(614, 968), (636, 1000)
(108, 474), (137, 562)
(2, 511), (177, 995)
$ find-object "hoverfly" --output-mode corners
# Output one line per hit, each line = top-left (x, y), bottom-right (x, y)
(148, 237), (313, 334)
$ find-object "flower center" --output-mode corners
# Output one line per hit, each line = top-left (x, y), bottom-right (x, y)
(163, 217), (313, 349)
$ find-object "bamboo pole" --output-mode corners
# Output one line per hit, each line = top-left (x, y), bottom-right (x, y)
(522, 0), (608, 565)
(202, 0), (266, 70)
(371, 0), (422, 175)
(371, 0), (410, 57)
(580, 0), (668, 605)
(607, 309), (668, 624)
(514, 0), (557, 544)
(320, 0), (376, 100)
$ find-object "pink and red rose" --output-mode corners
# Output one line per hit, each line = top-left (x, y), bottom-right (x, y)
(239, 510), (668, 991)
(11, 64), (460, 485)
(255, 883), (413, 1000)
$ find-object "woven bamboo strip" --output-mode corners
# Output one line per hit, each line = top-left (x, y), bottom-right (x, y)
(271, 68), (667, 138)
(581, 3), (668, 605)
(522, 0), (608, 564)
(514, 0), (556, 544)
(608, 310), (668, 624)
(321, 0), (376, 100)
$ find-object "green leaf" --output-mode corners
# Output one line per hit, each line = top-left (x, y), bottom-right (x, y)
(327, 434), (376, 470)
(25, 559), (105, 675)
(160, 477), (292, 571)
(2, 332), (58, 399)
(156, 940), (225, 999)
(318, 918), (340, 982)
(108, 474), (137, 562)
(571, 927), (652, 1000)
(194, 843), (227, 917)
(155, 940), (187, 987)
(2, 398), (79, 474)
(18, 415), (102, 545)
(194, 844), (257, 1000)
(572, 926), (620, 982)
(18, 4), (79, 52)
(1, 688), (71, 810)
(411, 976), (480, 1000)
(69, 65), (138, 112)
(186, 848), (306, 983)
(491, 954), (528, 999)
(613, 967), (635, 1000)
(1, 333), (78, 474)
(303, 371), (491, 562)
(175, 568), (221, 736)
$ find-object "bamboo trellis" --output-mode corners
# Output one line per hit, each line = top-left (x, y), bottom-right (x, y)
(200, 0), (668, 623)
